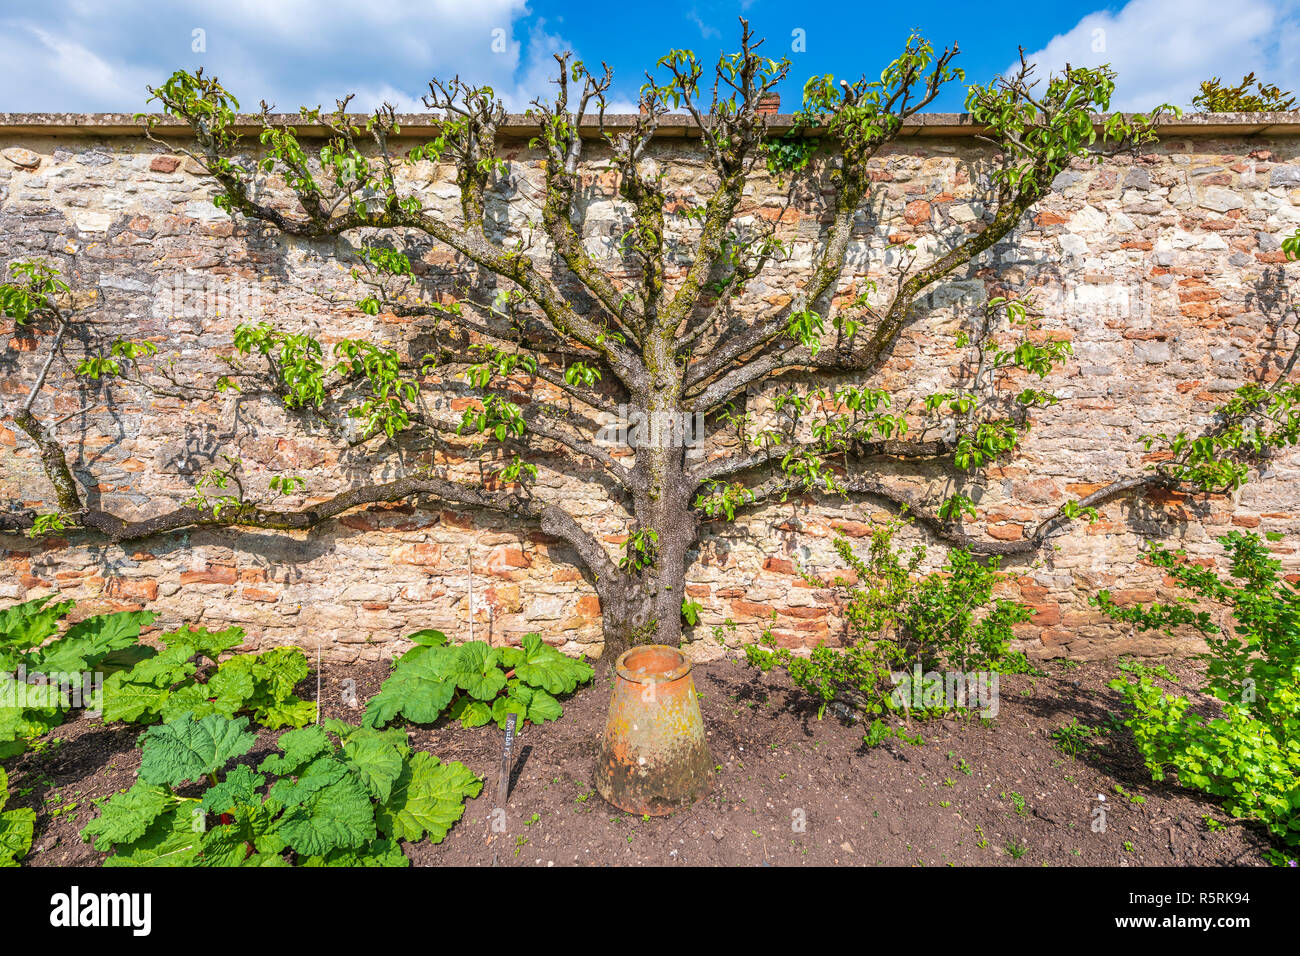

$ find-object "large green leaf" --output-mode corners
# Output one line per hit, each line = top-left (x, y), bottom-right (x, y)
(273, 760), (376, 856)
(0, 685), (64, 755)
(449, 697), (494, 728)
(0, 767), (36, 867)
(376, 752), (482, 844)
(259, 725), (332, 777)
(137, 713), (257, 787)
(197, 825), (288, 867)
(449, 641), (507, 700)
(491, 694), (530, 731)
(526, 687), (564, 724)
(160, 624), (245, 662)
(200, 765), (266, 815)
(158, 682), (221, 722)
(340, 735), (407, 803)
(243, 646), (311, 701)
(255, 697), (317, 729)
(499, 633), (593, 695)
(102, 806), (202, 867)
(81, 782), (175, 852)
(300, 837), (408, 867)
(199, 796), (286, 863)
(0, 596), (75, 657)
(28, 609), (157, 674)
(407, 629), (449, 647)
(0, 806), (36, 867)
(114, 643), (197, 689)
(102, 673), (175, 724)
(361, 652), (457, 728)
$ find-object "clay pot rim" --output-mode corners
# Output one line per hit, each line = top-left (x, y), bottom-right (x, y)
(614, 644), (692, 685)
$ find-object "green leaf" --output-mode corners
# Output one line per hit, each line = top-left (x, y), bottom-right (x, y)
(340, 735), (407, 803)
(255, 697), (317, 729)
(158, 682), (220, 722)
(499, 634), (593, 695)
(448, 641), (507, 700)
(117, 643), (199, 689)
(361, 652), (457, 728)
(137, 713), (257, 787)
(491, 695), (530, 730)
(28, 609), (157, 673)
(407, 629), (449, 647)
(449, 697), (494, 728)
(0, 596), (75, 656)
(526, 688), (564, 724)
(160, 623), (245, 661)
(102, 806), (202, 867)
(273, 758), (377, 856)
(242, 646), (311, 701)
(259, 725), (332, 777)
(201, 665), (258, 716)
(0, 767), (36, 866)
(300, 837), (408, 867)
(376, 752), (482, 844)
(81, 782), (175, 852)
(103, 675), (178, 725)
(200, 765), (267, 815)
(0, 806), (35, 867)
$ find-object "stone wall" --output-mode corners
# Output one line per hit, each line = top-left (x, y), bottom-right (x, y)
(2, 114), (1299, 664)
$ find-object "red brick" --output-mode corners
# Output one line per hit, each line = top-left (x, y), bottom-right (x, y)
(1029, 603), (1061, 626)
(106, 577), (158, 602)
(730, 599), (775, 619)
(180, 565), (237, 585)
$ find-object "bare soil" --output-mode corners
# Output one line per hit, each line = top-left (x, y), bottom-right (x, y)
(9, 655), (1279, 867)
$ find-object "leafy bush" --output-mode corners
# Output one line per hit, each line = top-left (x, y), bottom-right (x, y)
(1, 596), (156, 758)
(101, 623), (316, 729)
(0, 767), (35, 866)
(80, 712), (481, 866)
(1096, 531), (1300, 846)
(363, 630), (593, 731)
(746, 521), (1033, 724)
(1192, 73), (1296, 112)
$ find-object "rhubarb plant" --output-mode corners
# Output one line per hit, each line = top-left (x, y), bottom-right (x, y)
(363, 630), (593, 731)
(0, 767), (35, 866)
(101, 624), (316, 729)
(80, 712), (482, 866)
(1, 596), (156, 758)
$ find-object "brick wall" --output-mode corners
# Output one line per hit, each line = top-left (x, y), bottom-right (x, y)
(2, 116), (1299, 663)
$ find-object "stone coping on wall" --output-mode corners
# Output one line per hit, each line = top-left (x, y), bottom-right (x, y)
(1, 111), (1299, 138)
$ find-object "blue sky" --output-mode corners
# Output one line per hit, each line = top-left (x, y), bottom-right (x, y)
(1, 0), (1297, 114)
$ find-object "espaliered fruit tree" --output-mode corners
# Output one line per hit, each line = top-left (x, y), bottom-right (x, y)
(4, 22), (1298, 666)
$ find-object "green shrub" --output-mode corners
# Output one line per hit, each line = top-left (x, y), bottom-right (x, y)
(745, 520), (1033, 725)
(2, 595), (316, 762)
(0, 766), (35, 866)
(101, 623), (316, 728)
(1, 596), (156, 758)
(1096, 531), (1300, 846)
(364, 630), (593, 731)
(80, 712), (481, 866)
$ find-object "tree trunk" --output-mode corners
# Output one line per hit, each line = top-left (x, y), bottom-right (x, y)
(592, 394), (698, 673)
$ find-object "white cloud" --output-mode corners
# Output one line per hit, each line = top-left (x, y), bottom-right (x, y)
(1016, 0), (1300, 110)
(0, 0), (579, 113)
(0, 20), (157, 110)
(687, 10), (721, 40)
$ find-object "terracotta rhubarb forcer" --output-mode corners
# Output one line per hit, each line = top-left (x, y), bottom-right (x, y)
(595, 644), (713, 815)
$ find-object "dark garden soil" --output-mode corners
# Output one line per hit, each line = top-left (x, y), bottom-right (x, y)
(8, 655), (1279, 867)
